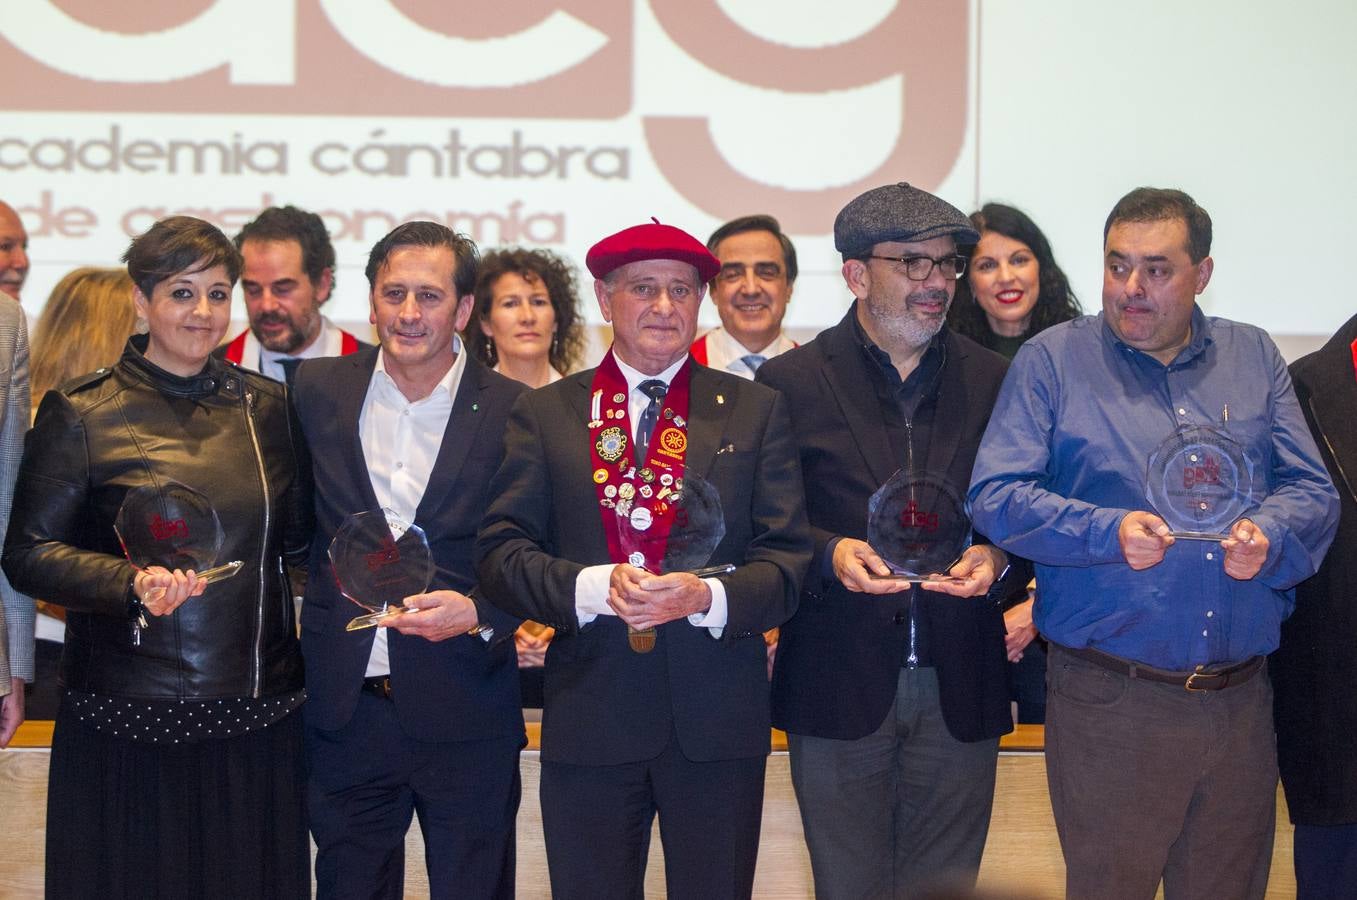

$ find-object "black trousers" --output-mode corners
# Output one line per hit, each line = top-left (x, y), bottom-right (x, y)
(540, 731), (766, 900)
(305, 692), (521, 900)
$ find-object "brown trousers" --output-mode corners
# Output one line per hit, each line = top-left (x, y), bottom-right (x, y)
(1046, 644), (1278, 900)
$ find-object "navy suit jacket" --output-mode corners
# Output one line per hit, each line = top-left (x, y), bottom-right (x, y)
(293, 347), (524, 743)
(475, 361), (811, 766)
(759, 309), (1019, 744)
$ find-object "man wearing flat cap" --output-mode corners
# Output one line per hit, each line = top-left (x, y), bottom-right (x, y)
(476, 220), (811, 898)
(757, 182), (1026, 898)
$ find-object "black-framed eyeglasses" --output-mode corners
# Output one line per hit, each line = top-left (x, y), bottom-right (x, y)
(862, 254), (967, 281)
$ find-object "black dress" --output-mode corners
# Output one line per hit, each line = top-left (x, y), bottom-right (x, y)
(3, 336), (313, 899)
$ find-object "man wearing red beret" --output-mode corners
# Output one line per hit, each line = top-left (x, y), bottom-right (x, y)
(477, 220), (812, 898)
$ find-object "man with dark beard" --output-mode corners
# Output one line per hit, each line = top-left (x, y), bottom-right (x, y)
(758, 182), (1024, 899)
(217, 205), (369, 383)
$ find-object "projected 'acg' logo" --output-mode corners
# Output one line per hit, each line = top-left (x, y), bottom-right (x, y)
(0, 0), (969, 231)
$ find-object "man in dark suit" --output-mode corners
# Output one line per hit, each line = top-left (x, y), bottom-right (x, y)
(216, 204), (370, 382)
(757, 183), (1022, 899)
(476, 220), (811, 899)
(293, 221), (524, 899)
(1274, 312), (1357, 897)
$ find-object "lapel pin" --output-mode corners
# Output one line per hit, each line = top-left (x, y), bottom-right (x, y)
(472, 402), (479, 412)
(716, 394), (725, 405)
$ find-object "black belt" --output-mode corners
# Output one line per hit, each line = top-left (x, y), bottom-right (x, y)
(360, 675), (393, 700)
(1061, 644), (1265, 692)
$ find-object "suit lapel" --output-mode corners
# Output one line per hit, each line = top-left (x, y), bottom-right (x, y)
(413, 357), (488, 526)
(1304, 320), (1357, 506)
(336, 348), (383, 514)
(683, 364), (734, 479)
(565, 370), (593, 425)
(821, 312), (897, 488)
(920, 333), (965, 482)
(564, 368), (616, 562)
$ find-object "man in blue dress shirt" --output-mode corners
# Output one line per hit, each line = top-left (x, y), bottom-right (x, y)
(969, 187), (1339, 900)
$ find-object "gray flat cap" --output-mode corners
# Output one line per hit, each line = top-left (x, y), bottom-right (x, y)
(834, 182), (979, 258)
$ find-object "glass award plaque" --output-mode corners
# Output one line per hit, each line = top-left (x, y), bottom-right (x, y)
(1146, 424), (1258, 541)
(329, 509), (434, 632)
(866, 470), (971, 582)
(113, 481), (245, 602)
(614, 470), (734, 652)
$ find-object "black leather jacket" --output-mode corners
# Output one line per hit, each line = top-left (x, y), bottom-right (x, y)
(2, 335), (311, 700)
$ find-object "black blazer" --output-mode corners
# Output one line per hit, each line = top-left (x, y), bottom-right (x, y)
(475, 362), (812, 766)
(759, 307), (1017, 743)
(1274, 313), (1357, 825)
(293, 347), (525, 743)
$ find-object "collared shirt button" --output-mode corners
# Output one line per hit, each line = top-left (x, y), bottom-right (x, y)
(395, 461), (404, 469)
(1177, 407), (1187, 416)
(1202, 629), (1209, 636)
(1207, 610), (1214, 617)
(1206, 552), (1214, 560)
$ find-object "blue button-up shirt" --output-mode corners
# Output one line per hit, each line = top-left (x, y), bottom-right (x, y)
(968, 308), (1338, 669)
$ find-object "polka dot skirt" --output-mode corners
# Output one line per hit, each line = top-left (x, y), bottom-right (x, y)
(64, 689), (305, 744)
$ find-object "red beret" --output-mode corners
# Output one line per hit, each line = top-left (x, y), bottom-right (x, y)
(586, 218), (721, 282)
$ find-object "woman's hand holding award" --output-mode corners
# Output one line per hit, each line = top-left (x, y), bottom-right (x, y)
(330, 509), (435, 632)
(866, 470), (972, 584)
(114, 482), (245, 608)
(614, 470), (734, 653)
(1145, 424), (1259, 541)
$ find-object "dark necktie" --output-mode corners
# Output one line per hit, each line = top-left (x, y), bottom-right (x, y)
(634, 379), (668, 463)
(741, 353), (766, 374)
(276, 357), (301, 388)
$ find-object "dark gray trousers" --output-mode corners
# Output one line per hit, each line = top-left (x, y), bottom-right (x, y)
(788, 667), (1000, 900)
(1046, 644), (1277, 900)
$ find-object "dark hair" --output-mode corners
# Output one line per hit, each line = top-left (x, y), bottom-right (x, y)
(464, 248), (586, 374)
(234, 205), (337, 294)
(706, 214), (798, 283)
(122, 215), (241, 299)
(948, 203), (1082, 348)
(365, 221), (479, 297)
(1103, 187), (1212, 263)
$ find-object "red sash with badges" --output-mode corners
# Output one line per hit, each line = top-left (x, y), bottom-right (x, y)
(588, 349), (692, 573)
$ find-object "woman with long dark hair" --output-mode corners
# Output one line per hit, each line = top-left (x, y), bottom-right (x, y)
(948, 202), (1082, 358)
(948, 203), (1083, 724)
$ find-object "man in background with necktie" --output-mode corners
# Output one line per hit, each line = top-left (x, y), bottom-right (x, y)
(691, 214), (798, 378)
(217, 204), (370, 384)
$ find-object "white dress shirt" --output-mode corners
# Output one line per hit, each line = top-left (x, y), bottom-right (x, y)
(241, 315), (351, 381)
(699, 327), (796, 380)
(573, 353), (729, 635)
(358, 337), (467, 676)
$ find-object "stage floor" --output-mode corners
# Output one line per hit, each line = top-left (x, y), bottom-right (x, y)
(0, 723), (1296, 898)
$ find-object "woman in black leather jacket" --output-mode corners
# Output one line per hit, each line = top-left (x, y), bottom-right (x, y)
(3, 216), (313, 899)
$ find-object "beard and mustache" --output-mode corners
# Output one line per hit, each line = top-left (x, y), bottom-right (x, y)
(252, 310), (314, 354)
(864, 286), (951, 350)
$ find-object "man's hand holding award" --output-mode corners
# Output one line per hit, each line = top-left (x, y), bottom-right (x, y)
(610, 471), (734, 653)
